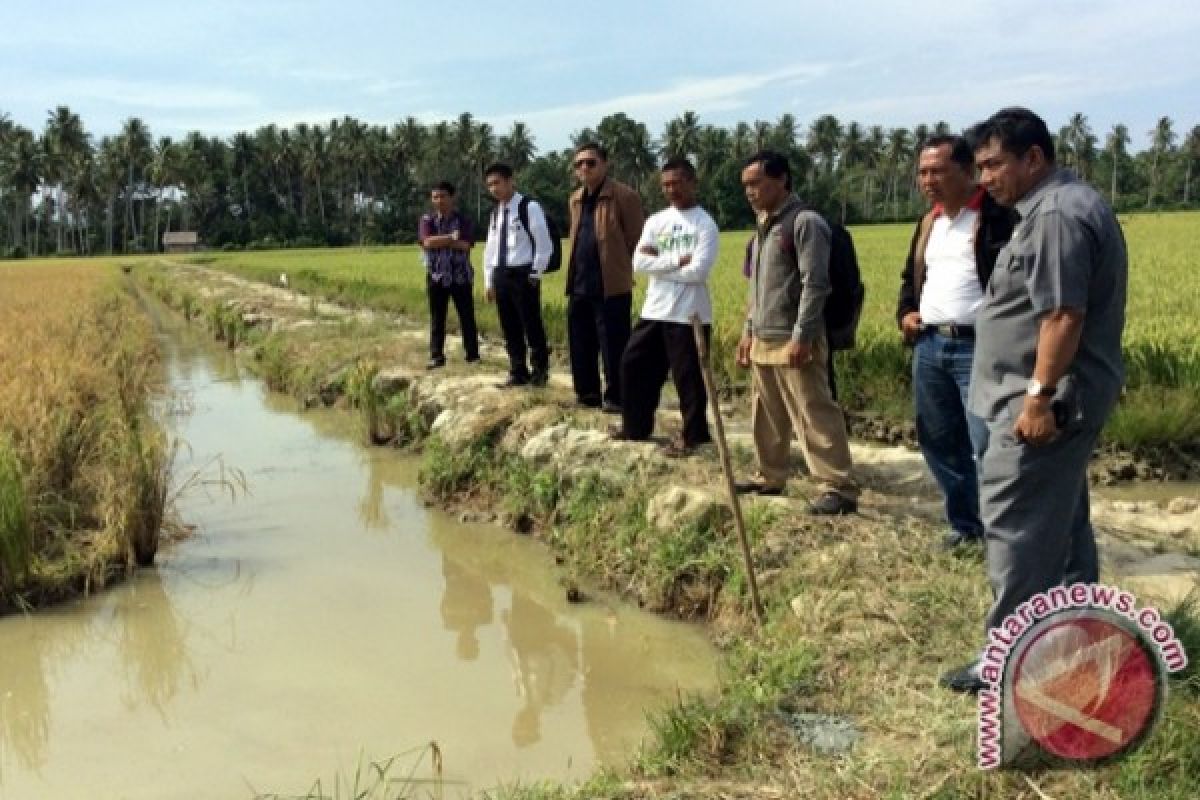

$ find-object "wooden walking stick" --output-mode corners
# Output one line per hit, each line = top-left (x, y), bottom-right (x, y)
(690, 314), (765, 626)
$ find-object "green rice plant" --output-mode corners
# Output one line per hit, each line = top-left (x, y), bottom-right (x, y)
(251, 745), (451, 800)
(344, 360), (391, 444)
(256, 334), (294, 394)
(0, 436), (31, 593)
(499, 458), (561, 521)
(178, 288), (198, 321)
(418, 436), (497, 501)
(192, 211), (1200, 449)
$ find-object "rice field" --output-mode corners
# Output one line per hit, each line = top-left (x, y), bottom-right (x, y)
(0, 261), (169, 610)
(173, 210), (1198, 448)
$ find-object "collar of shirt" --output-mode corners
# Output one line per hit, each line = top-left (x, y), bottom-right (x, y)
(582, 178), (607, 204)
(496, 192), (524, 218)
(1014, 167), (1073, 221)
(761, 194), (802, 230)
(931, 186), (985, 219)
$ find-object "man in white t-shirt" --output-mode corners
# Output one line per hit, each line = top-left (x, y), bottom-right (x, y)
(896, 135), (1014, 548)
(611, 158), (719, 455)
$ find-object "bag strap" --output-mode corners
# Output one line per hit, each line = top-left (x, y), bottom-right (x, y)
(518, 196), (536, 255)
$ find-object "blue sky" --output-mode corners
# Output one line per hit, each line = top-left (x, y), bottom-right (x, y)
(3, 0), (1197, 151)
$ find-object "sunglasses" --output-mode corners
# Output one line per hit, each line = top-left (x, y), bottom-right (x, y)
(573, 158), (599, 169)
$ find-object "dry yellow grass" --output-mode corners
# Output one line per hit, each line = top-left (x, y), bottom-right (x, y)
(0, 261), (168, 610)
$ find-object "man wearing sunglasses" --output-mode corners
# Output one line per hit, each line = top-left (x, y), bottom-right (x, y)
(565, 143), (645, 413)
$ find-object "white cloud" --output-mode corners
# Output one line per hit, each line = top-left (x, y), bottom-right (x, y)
(5, 77), (257, 111)
(360, 78), (421, 97)
(156, 108), (350, 136)
(484, 62), (834, 143)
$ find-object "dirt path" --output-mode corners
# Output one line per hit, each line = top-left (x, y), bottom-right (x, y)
(148, 259), (1199, 611)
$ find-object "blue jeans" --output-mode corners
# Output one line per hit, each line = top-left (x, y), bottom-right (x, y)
(913, 331), (987, 536)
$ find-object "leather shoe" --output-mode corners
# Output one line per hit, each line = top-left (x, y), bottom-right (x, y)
(530, 369), (549, 387)
(577, 396), (602, 409)
(734, 479), (785, 496)
(942, 530), (985, 550)
(426, 357), (446, 370)
(496, 375), (530, 389)
(607, 424), (645, 442)
(939, 660), (988, 694)
(601, 400), (622, 414)
(810, 491), (857, 515)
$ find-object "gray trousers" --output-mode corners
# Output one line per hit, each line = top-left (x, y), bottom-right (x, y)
(979, 422), (1101, 633)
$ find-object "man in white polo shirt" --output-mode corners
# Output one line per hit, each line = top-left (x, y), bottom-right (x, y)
(896, 135), (1015, 549)
(611, 157), (718, 455)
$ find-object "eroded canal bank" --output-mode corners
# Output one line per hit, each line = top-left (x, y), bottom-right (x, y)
(0, 308), (718, 799)
(95, 262), (1199, 799)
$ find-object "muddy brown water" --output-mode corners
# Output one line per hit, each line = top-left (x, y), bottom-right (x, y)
(0, 322), (717, 799)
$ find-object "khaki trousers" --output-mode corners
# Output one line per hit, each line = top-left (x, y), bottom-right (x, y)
(750, 338), (858, 497)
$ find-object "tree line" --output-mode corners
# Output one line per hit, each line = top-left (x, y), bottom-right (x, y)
(0, 107), (1197, 258)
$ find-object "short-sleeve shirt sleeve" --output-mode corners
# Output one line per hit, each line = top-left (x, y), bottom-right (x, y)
(457, 214), (475, 246)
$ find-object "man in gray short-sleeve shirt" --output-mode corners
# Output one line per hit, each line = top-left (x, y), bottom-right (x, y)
(940, 108), (1128, 694)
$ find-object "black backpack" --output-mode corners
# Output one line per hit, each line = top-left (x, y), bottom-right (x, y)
(497, 196), (562, 273)
(776, 208), (866, 351)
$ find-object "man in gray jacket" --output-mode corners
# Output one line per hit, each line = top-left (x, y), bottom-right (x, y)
(941, 109), (1128, 693)
(734, 151), (859, 514)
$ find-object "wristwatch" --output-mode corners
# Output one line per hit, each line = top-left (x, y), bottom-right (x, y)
(1026, 379), (1056, 397)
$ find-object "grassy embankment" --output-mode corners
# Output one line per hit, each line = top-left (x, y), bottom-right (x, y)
(137, 261), (1200, 800)
(181, 211), (1200, 454)
(0, 261), (169, 612)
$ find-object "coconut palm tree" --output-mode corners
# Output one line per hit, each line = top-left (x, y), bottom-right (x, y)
(1147, 116), (1176, 207)
(884, 127), (911, 219)
(807, 114), (842, 176)
(95, 136), (123, 253)
(662, 110), (701, 161)
(1182, 125), (1200, 205)
(3, 125), (42, 253)
(1105, 124), (1131, 206)
(150, 137), (182, 249)
(43, 105), (88, 253)
(771, 113), (798, 154)
(497, 121), (536, 174)
(117, 117), (152, 251)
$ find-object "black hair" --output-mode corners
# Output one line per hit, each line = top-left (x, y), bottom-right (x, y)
(574, 142), (608, 161)
(923, 134), (974, 170)
(661, 156), (697, 179)
(744, 150), (792, 190)
(484, 162), (513, 179)
(968, 107), (1056, 163)
(432, 180), (456, 195)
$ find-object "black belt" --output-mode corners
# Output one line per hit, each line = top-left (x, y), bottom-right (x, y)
(924, 324), (975, 339)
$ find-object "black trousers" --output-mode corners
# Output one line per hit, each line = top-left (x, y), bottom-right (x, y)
(620, 318), (712, 446)
(827, 346), (838, 402)
(568, 292), (631, 406)
(427, 279), (479, 360)
(494, 267), (548, 379)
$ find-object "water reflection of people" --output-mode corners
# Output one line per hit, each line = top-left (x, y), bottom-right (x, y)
(579, 609), (634, 765)
(503, 590), (579, 749)
(439, 553), (494, 661)
(117, 569), (197, 717)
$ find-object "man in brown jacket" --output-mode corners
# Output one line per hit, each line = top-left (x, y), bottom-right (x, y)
(565, 143), (645, 412)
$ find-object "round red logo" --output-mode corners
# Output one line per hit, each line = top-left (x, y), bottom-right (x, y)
(1011, 614), (1163, 762)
